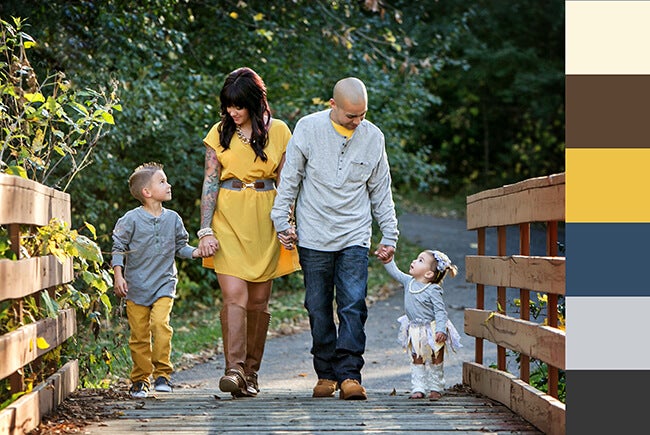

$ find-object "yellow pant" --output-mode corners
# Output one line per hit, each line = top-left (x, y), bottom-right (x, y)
(126, 297), (174, 384)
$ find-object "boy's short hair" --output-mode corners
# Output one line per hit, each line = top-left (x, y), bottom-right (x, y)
(129, 162), (164, 203)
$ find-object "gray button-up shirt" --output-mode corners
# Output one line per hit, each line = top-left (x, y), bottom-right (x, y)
(271, 109), (398, 251)
(111, 207), (196, 306)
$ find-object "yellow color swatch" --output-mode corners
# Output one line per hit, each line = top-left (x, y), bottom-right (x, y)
(566, 148), (650, 222)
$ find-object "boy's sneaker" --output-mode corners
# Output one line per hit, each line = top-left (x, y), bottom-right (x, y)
(129, 381), (149, 398)
(154, 376), (173, 392)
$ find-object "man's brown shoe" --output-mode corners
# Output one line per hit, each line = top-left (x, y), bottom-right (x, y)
(312, 379), (338, 398)
(339, 379), (367, 400)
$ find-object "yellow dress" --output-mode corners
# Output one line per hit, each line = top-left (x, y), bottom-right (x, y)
(202, 119), (300, 282)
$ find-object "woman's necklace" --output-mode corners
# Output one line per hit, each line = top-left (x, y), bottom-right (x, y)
(236, 125), (251, 144)
(408, 279), (432, 294)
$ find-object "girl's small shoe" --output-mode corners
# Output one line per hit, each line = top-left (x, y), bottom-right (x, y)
(428, 391), (442, 401)
(409, 392), (425, 399)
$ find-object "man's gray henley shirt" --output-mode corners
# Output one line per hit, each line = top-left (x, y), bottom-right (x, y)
(271, 109), (398, 251)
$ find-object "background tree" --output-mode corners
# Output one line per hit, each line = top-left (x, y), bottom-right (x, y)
(0, 0), (565, 304)
(400, 0), (565, 191)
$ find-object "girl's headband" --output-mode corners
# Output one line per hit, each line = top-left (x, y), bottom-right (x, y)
(428, 250), (453, 272)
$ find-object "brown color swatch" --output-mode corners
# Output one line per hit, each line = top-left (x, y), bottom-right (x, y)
(566, 75), (650, 148)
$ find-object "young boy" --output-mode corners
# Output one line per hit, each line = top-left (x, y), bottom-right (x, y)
(111, 162), (202, 398)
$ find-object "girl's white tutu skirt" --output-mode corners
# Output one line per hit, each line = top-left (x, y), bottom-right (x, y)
(397, 315), (463, 359)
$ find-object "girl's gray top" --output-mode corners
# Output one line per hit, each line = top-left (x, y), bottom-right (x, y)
(271, 109), (398, 251)
(383, 259), (449, 335)
(111, 206), (196, 306)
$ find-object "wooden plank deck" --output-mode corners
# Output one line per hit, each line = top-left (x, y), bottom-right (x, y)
(81, 387), (542, 434)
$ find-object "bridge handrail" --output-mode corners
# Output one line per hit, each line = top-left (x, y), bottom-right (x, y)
(464, 173), (566, 435)
(0, 174), (78, 435)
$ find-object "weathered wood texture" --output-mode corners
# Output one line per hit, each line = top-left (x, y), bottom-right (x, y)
(464, 308), (566, 370)
(464, 363), (565, 435)
(466, 173), (565, 230)
(0, 256), (74, 301)
(0, 308), (77, 379)
(465, 255), (565, 295)
(464, 172), (565, 434)
(0, 360), (78, 435)
(0, 175), (78, 435)
(81, 388), (543, 434)
(0, 174), (71, 226)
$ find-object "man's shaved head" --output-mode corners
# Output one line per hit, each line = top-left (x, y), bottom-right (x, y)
(330, 77), (368, 130)
(333, 77), (368, 106)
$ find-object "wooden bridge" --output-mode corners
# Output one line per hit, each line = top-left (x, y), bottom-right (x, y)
(0, 173), (565, 434)
(77, 388), (542, 434)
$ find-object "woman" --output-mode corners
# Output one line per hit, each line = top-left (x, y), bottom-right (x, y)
(197, 67), (300, 397)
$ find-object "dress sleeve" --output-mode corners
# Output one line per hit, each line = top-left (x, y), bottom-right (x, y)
(203, 122), (221, 151)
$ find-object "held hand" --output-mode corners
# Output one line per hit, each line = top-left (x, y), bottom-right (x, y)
(198, 234), (220, 257)
(277, 227), (298, 250)
(435, 332), (447, 343)
(374, 244), (395, 264)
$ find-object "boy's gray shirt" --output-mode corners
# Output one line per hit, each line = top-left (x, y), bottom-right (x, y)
(271, 109), (398, 251)
(111, 206), (196, 306)
(383, 259), (449, 335)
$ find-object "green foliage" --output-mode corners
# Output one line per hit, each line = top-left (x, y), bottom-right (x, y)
(0, 17), (121, 190)
(0, 18), (117, 401)
(1, 1), (452, 257)
(528, 359), (566, 403)
(399, 0), (565, 192)
(0, 0), (565, 389)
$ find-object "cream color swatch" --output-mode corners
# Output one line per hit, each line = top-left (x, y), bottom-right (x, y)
(566, 1), (650, 74)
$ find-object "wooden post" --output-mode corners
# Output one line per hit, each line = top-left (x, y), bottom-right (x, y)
(546, 220), (559, 399)
(475, 227), (485, 364)
(8, 223), (24, 395)
(497, 226), (506, 371)
(519, 223), (531, 383)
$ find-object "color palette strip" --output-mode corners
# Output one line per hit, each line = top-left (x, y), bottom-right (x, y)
(566, 1), (650, 432)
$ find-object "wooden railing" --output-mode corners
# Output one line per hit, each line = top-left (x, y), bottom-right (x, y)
(0, 174), (78, 435)
(463, 173), (566, 435)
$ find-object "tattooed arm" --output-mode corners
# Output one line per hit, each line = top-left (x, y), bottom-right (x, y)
(197, 146), (221, 257)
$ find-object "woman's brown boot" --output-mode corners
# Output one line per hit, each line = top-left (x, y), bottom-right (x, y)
(218, 304), (253, 397)
(243, 310), (271, 396)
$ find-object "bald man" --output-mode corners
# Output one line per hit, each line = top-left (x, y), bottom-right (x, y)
(271, 77), (399, 400)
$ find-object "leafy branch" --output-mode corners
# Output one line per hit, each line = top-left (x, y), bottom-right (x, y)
(0, 17), (121, 191)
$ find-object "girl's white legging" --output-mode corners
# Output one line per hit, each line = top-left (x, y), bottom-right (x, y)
(427, 362), (445, 393)
(411, 363), (427, 394)
(410, 362), (445, 394)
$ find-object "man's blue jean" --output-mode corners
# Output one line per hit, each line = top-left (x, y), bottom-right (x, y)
(298, 246), (369, 384)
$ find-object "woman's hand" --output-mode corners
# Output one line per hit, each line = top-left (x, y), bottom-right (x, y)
(198, 234), (220, 257)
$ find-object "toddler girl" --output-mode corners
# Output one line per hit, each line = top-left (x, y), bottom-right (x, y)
(382, 249), (462, 400)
